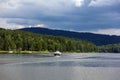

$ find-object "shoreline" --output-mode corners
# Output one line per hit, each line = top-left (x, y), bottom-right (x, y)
(0, 51), (51, 54)
(0, 51), (117, 54)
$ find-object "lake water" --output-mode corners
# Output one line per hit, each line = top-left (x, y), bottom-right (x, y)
(0, 53), (120, 80)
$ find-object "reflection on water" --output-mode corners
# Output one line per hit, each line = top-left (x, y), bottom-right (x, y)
(0, 53), (120, 80)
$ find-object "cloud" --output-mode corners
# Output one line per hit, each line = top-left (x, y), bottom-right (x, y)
(0, 0), (120, 36)
(0, 0), (85, 29)
(0, 18), (26, 29)
(101, 12), (120, 20)
(15, 25), (25, 29)
(0, 18), (14, 29)
(0, 18), (47, 29)
(77, 28), (120, 36)
(74, 0), (84, 7)
(91, 28), (120, 36)
(0, 0), (78, 15)
(0, 0), (20, 9)
(36, 24), (45, 28)
(89, 0), (120, 7)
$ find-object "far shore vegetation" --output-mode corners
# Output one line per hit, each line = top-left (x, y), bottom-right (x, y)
(0, 28), (120, 54)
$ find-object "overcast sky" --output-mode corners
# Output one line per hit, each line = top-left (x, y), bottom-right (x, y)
(0, 0), (120, 35)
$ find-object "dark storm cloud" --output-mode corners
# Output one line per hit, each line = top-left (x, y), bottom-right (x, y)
(0, 0), (120, 32)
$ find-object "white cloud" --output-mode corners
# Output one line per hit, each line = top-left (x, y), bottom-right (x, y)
(92, 28), (120, 36)
(15, 25), (25, 29)
(0, 18), (11, 29)
(0, 18), (46, 29)
(74, 0), (84, 7)
(36, 24), (45, 28)
(89, 0), (120, 7)
(0, 0), (20, 9)
(77, 28), (120, 36)
(0, 18), (25, 29)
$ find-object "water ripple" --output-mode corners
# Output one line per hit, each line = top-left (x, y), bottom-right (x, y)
(19, 61), (120, 68)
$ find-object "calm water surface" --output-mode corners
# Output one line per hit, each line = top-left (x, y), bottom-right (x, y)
(0, 53), (120, 80)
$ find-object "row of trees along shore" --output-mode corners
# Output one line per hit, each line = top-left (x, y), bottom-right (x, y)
(99, 44), (120, 53)
(1, 28), (120, 53)
(0, 28), (98, 53)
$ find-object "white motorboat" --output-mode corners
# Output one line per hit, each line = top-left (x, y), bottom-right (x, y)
(54, 51), (61, 56)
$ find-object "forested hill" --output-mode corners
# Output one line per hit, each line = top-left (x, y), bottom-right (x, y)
(19, 27), (120, 46)
(0, 28), (97, 52)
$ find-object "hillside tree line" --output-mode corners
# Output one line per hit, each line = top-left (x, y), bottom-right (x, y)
(0, 28), (98, 53)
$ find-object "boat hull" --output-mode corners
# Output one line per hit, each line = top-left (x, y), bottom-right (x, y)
(54, 53), (61, 56)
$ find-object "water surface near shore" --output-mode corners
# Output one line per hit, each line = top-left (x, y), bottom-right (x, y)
(0, 53), (120, 80)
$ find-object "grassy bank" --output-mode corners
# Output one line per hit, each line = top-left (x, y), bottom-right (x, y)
(0, 50), (51, 54)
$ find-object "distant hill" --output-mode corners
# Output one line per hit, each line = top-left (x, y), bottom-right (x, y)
(19, 27), (120, 46)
